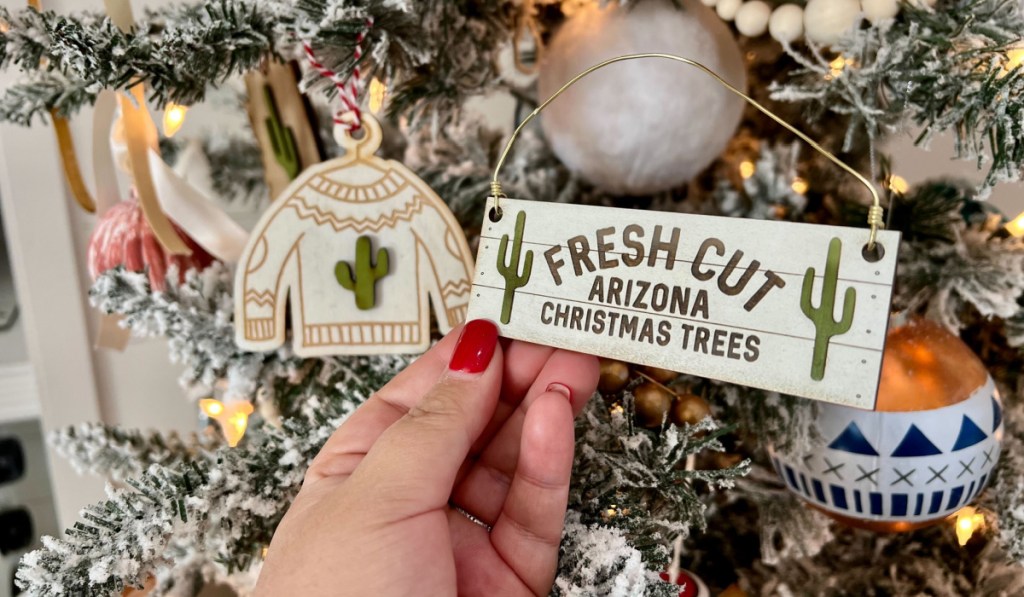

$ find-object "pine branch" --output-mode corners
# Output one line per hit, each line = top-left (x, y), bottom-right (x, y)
(0, 1), (276, 115)
(88, 263), (304, 401)
(0, 0), (517, 128)
(567, 400), (750, 581)
(772, 0), (1024, 196)
(14, 352), (411, 596)
(50, 423), (222, 483)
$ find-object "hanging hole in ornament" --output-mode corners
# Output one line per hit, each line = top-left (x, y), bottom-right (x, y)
(349, 125), (367, 141)
(862, 242), (884, 263)
(489, 206), (504, 222)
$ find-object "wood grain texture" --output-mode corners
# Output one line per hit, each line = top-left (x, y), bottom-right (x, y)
(245, 61), (325, 199)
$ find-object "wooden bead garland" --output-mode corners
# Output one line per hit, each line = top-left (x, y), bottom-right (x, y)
(704, 0), (925, 44)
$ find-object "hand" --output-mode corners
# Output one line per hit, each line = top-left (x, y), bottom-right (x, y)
(255, 320), (600, 596)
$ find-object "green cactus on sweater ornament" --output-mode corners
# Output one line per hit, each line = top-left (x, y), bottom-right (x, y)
(800, 237), (856, 381)
(497, 210), (534, 324)
(336, 236), (390, 310)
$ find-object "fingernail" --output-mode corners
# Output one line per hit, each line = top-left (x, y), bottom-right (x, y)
(546, 383), (572, 401)
(449, 320), (498, 374)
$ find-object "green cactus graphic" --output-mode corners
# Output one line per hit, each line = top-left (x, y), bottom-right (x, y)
(335, 236), (390, 310)
(801, 237), (857, 381)
(497, 211), (534, 324)
(263, 86), (301, 180)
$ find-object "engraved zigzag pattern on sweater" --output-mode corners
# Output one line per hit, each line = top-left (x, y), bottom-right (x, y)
(441, 279), (471, 298)
(285, 194), (425, 233)
(244, 290), (276, 307)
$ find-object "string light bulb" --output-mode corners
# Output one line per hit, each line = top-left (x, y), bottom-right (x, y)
(954, 506), (985, 546)
(162, 103), (188, 138)
(826, 56), (854, 80)
(1000, 45), (1024, 78)
(791, 177), (809, 195)
(887, 174), (909, 195)
(739, 160), (756, 179)
(1005, 210), (1024, 237)
(368, 77), (387, 115)
(200, 398), (254, 447)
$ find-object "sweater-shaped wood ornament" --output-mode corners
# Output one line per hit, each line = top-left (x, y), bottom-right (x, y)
(235, 115), (474, 356)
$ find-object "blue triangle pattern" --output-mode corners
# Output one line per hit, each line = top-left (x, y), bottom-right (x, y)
(993, 396), (1003, 432)
(952, 415), (987, 451)
(828, 421), (879, 456)
(890, 424), (942, 457)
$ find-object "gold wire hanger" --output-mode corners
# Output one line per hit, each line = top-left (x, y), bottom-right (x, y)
(489, 53), (886, 251)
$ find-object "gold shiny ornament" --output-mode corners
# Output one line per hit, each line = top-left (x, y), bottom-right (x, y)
(633, 382), (673, 429)
(670, 393), (711, 427)
(598, 358), (632, 394)
(639, 365), (679, 384)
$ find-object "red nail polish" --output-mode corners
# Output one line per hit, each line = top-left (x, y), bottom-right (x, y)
(449, 320), (498, 374)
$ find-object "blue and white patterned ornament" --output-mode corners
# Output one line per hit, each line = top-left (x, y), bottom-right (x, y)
(771, 318), (1003, 531)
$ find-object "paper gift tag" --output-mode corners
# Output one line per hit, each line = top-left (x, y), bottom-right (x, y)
(466, 198), (901, 409)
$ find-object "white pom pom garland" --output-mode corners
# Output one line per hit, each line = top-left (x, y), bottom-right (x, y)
(711, 0), (917, 44)
(862, 0), (899, 23)
(768, 5), (804, 44)
(804, 0), (861, 45)
(735, 1), (771, 37)
(716, 0), (743, 21)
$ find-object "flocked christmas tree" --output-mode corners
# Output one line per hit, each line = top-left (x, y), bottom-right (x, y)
(4, 0), (1024, 595)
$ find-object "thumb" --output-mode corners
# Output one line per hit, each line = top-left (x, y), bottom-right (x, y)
(349, 320), (502, 510)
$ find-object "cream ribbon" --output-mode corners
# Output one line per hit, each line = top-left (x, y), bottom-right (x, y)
(92, 90), (121, 215)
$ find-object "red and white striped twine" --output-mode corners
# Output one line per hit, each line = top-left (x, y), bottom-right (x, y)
(302, 17), (374, 131)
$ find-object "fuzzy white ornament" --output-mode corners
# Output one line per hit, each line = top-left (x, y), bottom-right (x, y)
(804, 0), (861, 45)
(769, 4), (804, 43)
(716, 0), (743, 21)
(735, 1), (772, 36)
(537, 0), (746, 195)
(862, 0), (899, 23)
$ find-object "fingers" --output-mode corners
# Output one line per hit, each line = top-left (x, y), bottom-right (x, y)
(305, 324), (464, 484)
(470, 341), (557, 456)
(452, 350), (598, 523)
(345, 320), (504, 514)
(490, 388), (576, 596)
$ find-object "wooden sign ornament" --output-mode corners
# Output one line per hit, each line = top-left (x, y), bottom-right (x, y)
(467, 54), (899, 409)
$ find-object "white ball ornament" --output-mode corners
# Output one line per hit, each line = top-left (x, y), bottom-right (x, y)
(862, 0), (899, 23)
(804, 0), (862, 45)
(537, 0), (746, 195)
(735, 1), (772, 37)
(700, 0), (719, 6)
(769, 5), (804, 44)
(716, 0), (743, 21)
